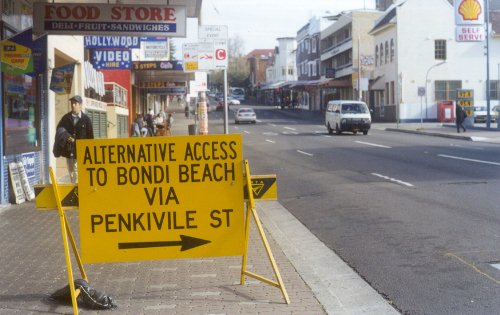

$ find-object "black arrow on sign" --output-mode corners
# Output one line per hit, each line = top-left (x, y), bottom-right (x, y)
(118, 235), (211, 251)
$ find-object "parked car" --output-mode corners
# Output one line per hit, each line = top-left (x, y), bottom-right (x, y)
(473, 105), (497, 123)
(325, 100), (371, 135)
(491, 105), (499, 121)
(235, 107), (256, 124)
(228, 97), (240, 105)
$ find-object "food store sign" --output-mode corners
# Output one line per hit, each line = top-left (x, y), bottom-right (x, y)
(33, 3), (186, 37)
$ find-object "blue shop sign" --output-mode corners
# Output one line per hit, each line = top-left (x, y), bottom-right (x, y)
(92, 49), (132, 70)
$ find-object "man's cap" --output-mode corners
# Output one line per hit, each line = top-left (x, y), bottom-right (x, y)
(69, 95), (82, 103)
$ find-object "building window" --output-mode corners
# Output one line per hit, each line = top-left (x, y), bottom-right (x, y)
(117, 114), (129, 138)
(379, 44), (383, 66)
(86, 109), (107, 138)
(490, 80), (499, 100)
(435, 40), (446, 60)
(435, 80), (462, 101)
(385, 41), (389, 64)
(390, 39), (395, 62)
(375, 45), (378, 67)
(3, 73), (41, 154)
(390, 81), (395, 104)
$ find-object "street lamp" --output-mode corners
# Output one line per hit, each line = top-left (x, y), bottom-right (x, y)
(423, 60), (447, 125)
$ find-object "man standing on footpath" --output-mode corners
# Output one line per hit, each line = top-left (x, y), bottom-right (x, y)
(56, 95), (94, 183)
(455, 103), (467, 133)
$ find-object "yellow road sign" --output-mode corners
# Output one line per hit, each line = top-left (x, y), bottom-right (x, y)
(244, 175), (277, 200)
(76, 134), (245, 263)
(35, 176), (274, 209)
(35, 184), (79, 210)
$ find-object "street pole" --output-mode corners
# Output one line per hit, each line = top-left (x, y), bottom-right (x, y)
(485, 0), (491, 128)
(425, 60), (447, 122)
(223, 68), (229, 134)
(420, 95), (423, 129)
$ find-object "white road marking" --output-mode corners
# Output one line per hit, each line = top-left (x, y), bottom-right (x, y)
(284, 126), (297, 131)
(265, 139), (276, 144)
(297, 150), (314, 157)
(438, 154), (500, 166)
(355, 141), (392, 149)
(372, 173), (414, 187)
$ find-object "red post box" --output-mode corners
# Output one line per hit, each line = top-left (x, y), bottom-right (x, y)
(437, 100), (454, 122)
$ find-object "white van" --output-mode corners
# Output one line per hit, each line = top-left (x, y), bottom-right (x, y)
(325, 100), (371, 135)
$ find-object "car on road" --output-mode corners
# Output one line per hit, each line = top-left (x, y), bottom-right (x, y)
(473, 105), (497, 123)
(325, 100), (371, 135)
(228, 97), (240, 105)
(235, 107), (256, 124)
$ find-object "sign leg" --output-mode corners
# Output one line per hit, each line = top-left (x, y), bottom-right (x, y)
(241, 160), (290, 304)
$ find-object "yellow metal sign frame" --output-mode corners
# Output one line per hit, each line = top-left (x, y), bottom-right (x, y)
(36, 141), (288, 314)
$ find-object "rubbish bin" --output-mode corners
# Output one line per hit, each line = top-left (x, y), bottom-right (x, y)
(188, 124), (198, 135)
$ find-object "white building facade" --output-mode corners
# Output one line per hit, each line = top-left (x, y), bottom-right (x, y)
(369, 0), (500, 122)
(263, 37), (297, 106)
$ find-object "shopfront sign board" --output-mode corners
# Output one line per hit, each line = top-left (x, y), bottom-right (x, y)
(33, 3), (186, 37)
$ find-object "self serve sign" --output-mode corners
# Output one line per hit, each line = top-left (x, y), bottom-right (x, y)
(76, 134), (245, 263)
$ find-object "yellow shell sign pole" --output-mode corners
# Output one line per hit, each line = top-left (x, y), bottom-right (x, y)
(240, 160), (290, 304)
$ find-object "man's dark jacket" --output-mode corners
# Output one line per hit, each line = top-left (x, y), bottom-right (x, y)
(54, 112), (94, 158)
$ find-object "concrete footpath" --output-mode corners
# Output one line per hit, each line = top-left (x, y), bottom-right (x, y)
(12, 111), (493, 315)
(377, 121), (500, 144)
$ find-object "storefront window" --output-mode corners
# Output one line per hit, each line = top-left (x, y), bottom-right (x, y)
(3, 73), (40, 154)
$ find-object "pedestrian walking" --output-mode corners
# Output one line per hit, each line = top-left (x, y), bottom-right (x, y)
(55, 95), (94, 183)
(456, 104), (467, 133)
(166, 113), (174, 135)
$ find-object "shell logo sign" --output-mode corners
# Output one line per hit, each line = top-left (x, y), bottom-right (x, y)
(455, 0), (484, 25)
(454, 0), (484, 42)
(458, 0), (482, 21)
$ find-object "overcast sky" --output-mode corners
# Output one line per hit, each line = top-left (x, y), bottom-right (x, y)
(173, 0), (376, 58)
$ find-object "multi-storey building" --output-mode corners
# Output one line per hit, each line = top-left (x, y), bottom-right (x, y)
(294, 16), (335, 110)
(246, 49), (274, 102)
(319, 10), (382, 111)
(262, 37), (297, 106)
(369, 0), (500, 122)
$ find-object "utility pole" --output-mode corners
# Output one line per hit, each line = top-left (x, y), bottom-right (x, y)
(485, 0), (491, 128)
